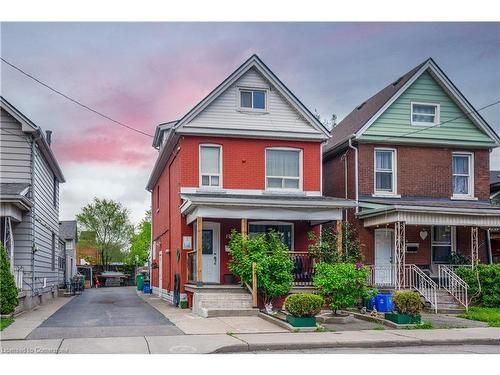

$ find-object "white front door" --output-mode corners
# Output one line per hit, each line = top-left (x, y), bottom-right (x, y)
(374, 229), (394, 285)
(199, 222), (220, 283)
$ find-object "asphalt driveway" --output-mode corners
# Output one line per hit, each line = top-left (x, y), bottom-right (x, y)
(27, 287), (183, 339)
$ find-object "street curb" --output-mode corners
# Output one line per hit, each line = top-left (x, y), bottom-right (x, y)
(212, 337), (500, 353)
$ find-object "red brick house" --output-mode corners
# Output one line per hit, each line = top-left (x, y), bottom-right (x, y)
(146, 55), (354, 316)
(323, 58), (500, 312)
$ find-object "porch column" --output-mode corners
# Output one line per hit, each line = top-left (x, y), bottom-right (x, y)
(196, 217), (203, 285)
(471, 226), (479, 268)
(241, 218), (248, 238)
(336, 220), (343, 256)
(395, 221), (406, 290)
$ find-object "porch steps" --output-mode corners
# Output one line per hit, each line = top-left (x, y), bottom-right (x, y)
(424, 290), (466, 314)
(188, 285), (259, 318)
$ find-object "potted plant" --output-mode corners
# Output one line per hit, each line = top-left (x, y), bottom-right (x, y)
(385, 291), (423, 324)
(284, 293), (323, 327)
(313, 262), (369, 319)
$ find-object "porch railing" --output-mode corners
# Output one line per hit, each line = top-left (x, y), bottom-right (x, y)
(404, 264), (438, 313)
(186, 250), (197, 284)
(438, 265), (469, 311)
(289, 251), (314, 286)
(366, 265), (396, 288)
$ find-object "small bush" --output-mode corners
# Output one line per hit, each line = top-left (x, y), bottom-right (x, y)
(456, 265), (500, 308)
(0, 244), (19, 314)
(393, 291), (423, 315)
(313, 262), (369, 312)
(284, 293), (323, 317)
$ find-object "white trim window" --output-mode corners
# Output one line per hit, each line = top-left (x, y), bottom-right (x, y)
(199, 145), (222, 188)
(452, 152), (474, 198)
(411, 102), (440, 126)
(374, 148), (396, 195)
(248, 221), (294, 250)
(239, 88), (267, 110)
(265, 148), (302, 190)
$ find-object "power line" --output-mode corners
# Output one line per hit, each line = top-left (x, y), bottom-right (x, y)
(1, 57), (154, 138)
(382, 100), (500, 142)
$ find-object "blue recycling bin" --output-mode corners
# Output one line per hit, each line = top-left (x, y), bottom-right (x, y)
(368, 296), (377, 310)
(376, 293), (394, 312)
(143, 281), (151, 294)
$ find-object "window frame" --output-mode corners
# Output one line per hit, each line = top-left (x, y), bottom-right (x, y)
(410, 101), (440, 126)
(199, 144), (223, 189)
(237, 87), (269, 112)
(373, 147), (397, 196)
(248, 221), (294, 251)
(431, 225), (456, 263)
(452, 152), (474, 199)
(265, 147), (303, 192)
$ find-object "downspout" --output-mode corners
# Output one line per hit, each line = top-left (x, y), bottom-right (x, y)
(30, 134), (37, 296)
(486, 229), (493, 264)
(348, 136), (359, 213)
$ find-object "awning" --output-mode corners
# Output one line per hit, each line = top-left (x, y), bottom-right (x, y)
(0, 183), (33, 221)
(358, 198), (500, 227)
(180, 192), (356, 224)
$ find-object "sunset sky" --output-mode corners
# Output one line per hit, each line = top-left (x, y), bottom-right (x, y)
(1, 22), (499, 224)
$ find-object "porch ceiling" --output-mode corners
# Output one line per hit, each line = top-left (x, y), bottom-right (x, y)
(180, 192), (355, 224)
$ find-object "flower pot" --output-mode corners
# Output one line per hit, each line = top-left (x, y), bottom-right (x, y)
(384, 313), (421, 324)
(286, 315), (317, 327)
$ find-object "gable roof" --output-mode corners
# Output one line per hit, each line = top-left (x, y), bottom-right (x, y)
(0, 96), (66, 182)
(324, 58), (500, 156)
(146, 54), (329, 191)
(173, 54), (329, 138)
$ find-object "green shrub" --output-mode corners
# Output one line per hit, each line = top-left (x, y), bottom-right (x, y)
(0, 244), (19, 314)
(308, 223), (364, 264)
(284, 293), (323, 317)
(228, 230), (293, 305)
(313, 262), (369, 312)
(446, 253), (471, 265)
(393, 291), (423, 315)
(456, 264), (500, 307)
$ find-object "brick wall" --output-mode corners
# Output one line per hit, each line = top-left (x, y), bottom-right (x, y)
(357, 144), (490, 200)
(180, 136), (321, 191)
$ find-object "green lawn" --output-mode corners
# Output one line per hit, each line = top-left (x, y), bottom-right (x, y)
(459, 307), (500, 327)
(0, 318), (14, 331)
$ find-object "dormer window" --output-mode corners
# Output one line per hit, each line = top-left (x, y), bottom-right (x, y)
(411, 102), (440, 126)
(239, 89), (266, 110)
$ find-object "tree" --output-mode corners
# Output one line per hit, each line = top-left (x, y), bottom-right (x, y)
(0, 244), (18, 314)
(76, 198), (134, 269)
(126, 210), (151, 266)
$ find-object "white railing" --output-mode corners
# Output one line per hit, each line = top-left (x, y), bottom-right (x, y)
(366, 265), (396, 287)
(438, 265), (469, 311)
(14, 266), (23, 290)
(404, 264), (438, 313)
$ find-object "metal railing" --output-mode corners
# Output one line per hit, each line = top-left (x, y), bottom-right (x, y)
(438, 265), (469, 311)
(289, 251), (314, 286)
(186, 250), (197, 284)
(404, 264), (438, 313)
(366, 265), (396, 287)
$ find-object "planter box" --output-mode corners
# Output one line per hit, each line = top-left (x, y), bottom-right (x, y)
(385, 313), (421, 324)
(286, 315), (317, 327)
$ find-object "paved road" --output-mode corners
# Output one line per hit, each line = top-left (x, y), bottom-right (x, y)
(27, 287), (183, 339)
(249, 344), (500, 354)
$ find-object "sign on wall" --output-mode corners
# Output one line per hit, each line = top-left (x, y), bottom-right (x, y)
(182, 236), (192, 250)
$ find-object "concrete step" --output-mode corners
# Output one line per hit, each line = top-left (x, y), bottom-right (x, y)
(204, 308), (260, 317)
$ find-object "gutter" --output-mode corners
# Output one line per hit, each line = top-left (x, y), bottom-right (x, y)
(348, 136), (359, 213)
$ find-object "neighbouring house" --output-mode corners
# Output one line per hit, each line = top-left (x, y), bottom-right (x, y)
(0, 96), (66, 311)
(489, 171), (500, 262)
(59, 220), (78, 284)
(146, 54), (355, 317)
(322, 58), (500, 312)
(76, 230), (98, 265)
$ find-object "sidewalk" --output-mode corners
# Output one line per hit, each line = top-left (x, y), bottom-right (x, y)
(1, 296), (74, 340)
(1, 327), (499, 354)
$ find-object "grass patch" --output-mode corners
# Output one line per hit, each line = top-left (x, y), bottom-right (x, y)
(0, 318), (13, 331)
(405, 321), (434, 330)
(459, 307), (500, 327)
